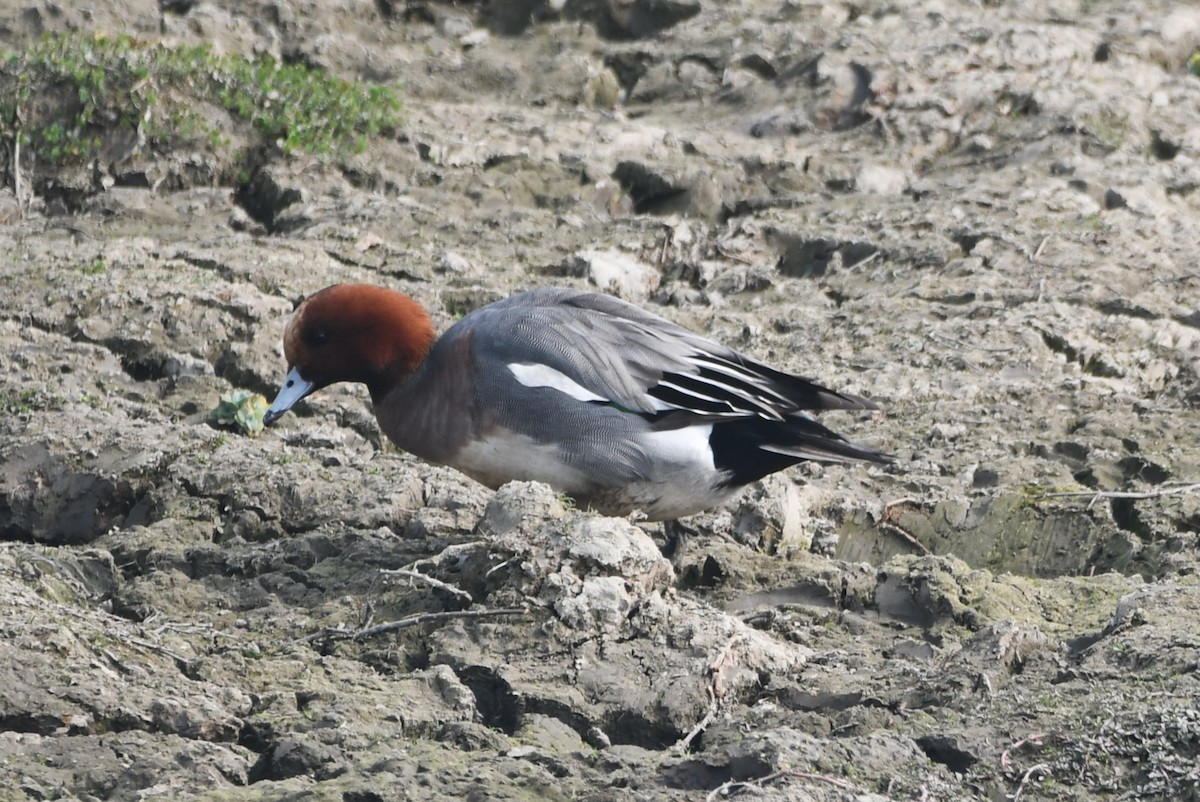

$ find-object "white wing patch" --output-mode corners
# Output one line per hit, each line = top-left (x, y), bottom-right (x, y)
(508, 362), (607, 402)
(507, 362), (674, 413)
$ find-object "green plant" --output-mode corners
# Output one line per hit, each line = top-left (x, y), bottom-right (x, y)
(208, 390), (269, 436)
(0, 32), (403, 170)
(0, 387), (64, 414)
(1085, 107), (1128, 150)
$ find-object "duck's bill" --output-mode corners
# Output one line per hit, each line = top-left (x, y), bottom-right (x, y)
(264, 367), (314, 425)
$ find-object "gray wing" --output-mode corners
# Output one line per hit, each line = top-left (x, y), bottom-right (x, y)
(458, 287), (876, 423)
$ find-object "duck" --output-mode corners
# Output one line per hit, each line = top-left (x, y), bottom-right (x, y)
(264, 284), (889, 520)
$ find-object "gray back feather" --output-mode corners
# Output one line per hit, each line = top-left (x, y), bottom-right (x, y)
(459, 287), (738, 414)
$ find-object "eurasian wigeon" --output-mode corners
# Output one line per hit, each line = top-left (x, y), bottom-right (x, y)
(264, 284), (889, 519)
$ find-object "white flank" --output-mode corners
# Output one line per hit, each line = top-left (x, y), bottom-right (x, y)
(631, 422), (727, 519)
(642, 423), (715, 470)
(455, 429), (588, 489)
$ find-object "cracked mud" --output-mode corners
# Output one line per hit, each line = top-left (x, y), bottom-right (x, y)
(1, 0), (1200, 800)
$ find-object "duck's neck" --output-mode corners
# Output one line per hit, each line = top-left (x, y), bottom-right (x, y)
(363, 292), (437, 404)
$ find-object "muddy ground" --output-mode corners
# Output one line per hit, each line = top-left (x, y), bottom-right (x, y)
(2, 0), (1200, 799)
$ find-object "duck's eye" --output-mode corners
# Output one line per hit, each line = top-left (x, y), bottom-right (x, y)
(307, 328), (329, 347)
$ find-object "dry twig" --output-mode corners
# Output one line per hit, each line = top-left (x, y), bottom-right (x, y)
(406, 540), (483, 571)
(380, 567), (473, 601)
(880, 521), (931, 555)
(880, 498), (930, 554)
(1000, 732), (1049, 770)
(1037, 483), (1200, 510)
(12, 125), (22, 209)
(300, 607), (526, 644)
(125, 635), (190, 667)
(675, 633), (746, 753)
(705, 769), (860, 801)
(714, 243), (755, 265)
(1009, 763), (1049, 802)
(675, 687), (718, 753)
(1032, 236), (1048, 261)
(927, 331), (1016, 353)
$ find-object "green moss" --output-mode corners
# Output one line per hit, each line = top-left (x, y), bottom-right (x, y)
(79, 257), (106, 274)
(0, 32), (402, 168)
(0, 387), (64, 414)
(1084, 107), (1128, 150)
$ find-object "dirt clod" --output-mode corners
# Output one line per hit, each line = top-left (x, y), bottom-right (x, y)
(1, 1), (1199, 800)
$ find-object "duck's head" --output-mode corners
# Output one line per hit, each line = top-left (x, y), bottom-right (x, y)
(264, 284), (436, 424)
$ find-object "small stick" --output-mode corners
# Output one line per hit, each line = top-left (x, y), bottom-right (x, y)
(299, 607), (527, 645)
(13, 123), (21, 207)
(879, 498), (931, 554)
(926, 331), (1016, 353)
(1000, 732), (1049, 769)
(1009, 763), (1049, 802)
(380, 567), (473, 601)
(1032, 236), (1048, 261)
(884, 497), (920, 513)
(405, 540), (483, 571)
(714, 244), (755, 265)
(1038, 483), (1200, 502)
(353, 607), (524, 639)
(705, 768), (859, 801)
(675, 688), (717, 753)
(125, 635), (190, 666)
(675, 633), (745, 753)
(880, 521), (931, 555)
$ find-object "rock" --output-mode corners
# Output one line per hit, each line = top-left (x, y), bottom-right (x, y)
(476, 481), (568, 536)
(431, 501), (800, 747)
(582, 65), (623, 108)
(0, 442), (133, 544)
(515, 712), (587, 753)
(436, 249), (478, 275)
(915, 733), (982, 773)
(481, 0), (563, 35)
(603, 0), (701, 39)
(856, 164), (910, 196)
(575, 248), (660, 299)
(627, 57), (719, 103)
(767, 230), (879, 278)
(249, 735), (345, 781)
(1, 0), (1199, 798)
(731, 475), (809, 553)
(611, 159), (729, 220)
(235, 166), (303, 229)
(748, 106), (811, 138)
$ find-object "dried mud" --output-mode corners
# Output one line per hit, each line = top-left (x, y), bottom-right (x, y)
(1, 1), (1200, 800)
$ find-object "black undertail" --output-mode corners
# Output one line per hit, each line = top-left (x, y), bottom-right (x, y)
(709, 416), (890, 488)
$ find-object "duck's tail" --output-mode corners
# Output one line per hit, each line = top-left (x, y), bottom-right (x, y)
(710, 414), (891, 487)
